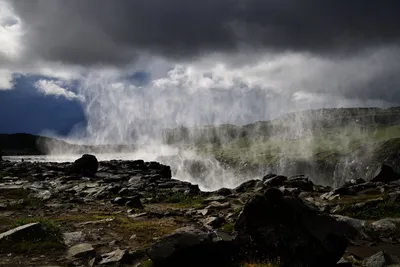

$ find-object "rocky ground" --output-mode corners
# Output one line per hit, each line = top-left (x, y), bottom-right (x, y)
(1, 154), (400, 266)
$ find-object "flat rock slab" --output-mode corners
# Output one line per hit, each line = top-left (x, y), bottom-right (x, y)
(0, 223), (45, 242)
(68, 243), (96, 259)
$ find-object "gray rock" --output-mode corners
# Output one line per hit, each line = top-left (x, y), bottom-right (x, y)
(363, 251), (400, 267)
(263, 175), (287, 187)
(332, 215), (373, 241)
(63, 231), (86, 246)
(0, 222), (45, 242)
(147, 227), (236, 266)
(372, 219), (400, 238)
(98, 249), (131, 265)
(203, 216), (226, 229)
(68, 243), (96, 259)
(368, 164), (400, 183)
(70, 154), (99, 177)
(234, 188), (348, 266)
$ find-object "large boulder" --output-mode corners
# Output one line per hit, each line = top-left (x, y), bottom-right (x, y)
(0, 223), (46, 243)
(147, 227), (236, 267)
(70, 154), (99, 177)
(367, 164), (400, 183)
(234, 188), (348, 266)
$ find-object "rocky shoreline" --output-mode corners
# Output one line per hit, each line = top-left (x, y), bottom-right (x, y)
(1, 154), (400, 266)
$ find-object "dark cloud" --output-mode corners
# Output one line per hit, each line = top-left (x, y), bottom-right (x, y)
(9, 0), (400, 66)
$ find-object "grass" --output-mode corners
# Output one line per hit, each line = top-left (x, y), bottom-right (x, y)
(0, 188), (41, 210)
(0, 218), (64, 254)
(113, 217), (179, 246)
(146, 191), (206, 209)
(194, 123), (400, 176)
(339, 200), (400, 220)
(220, 222), (235, 233)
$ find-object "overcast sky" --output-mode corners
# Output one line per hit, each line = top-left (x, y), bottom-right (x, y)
(1, 0), (400, 142)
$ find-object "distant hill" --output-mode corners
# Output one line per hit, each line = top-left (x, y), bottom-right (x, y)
(163, 107), (400, 187)
(0, 133), (135, 156)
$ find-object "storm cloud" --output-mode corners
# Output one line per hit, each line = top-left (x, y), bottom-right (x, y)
(8, 0), (400, 66)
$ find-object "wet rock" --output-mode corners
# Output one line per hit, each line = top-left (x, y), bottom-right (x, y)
(147, 227), (236, 267)
(0, 223), (45, 242)
(368, 164), (400, 183)
(125, 196), (144, 209)
(234, 188), (348, 266)
(371, 219), (400, 238)
(332, 215), (373, 241)
(70, 154), (99, 177)
(111, 197), (128, 206)
(214, 188), (232, 196)
(98, 249), (132, 265)
(284, 176), (314, 191)
(234, 179), (260, 193)
(263, 175), (287, 187)
(203, 216), (226, 229)
(203, 196), (227, 203)
(362, 251), (400, 267)
(68, 243), (96, 259)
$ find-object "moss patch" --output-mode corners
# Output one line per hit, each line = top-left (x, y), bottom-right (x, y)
(339, 200), (400, 220)
(146, 191), (206, 209)
(113, 217), (179, 246)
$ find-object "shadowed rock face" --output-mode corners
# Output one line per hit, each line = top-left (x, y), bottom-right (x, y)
(70, 154), (99, 177)
(234, 188), (348, 267)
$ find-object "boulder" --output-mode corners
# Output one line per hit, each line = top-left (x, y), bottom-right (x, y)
(68, 243), (96, 259)
(234, 188), (348, 266)
(0, 223), (46, 243)
(368, 164), (400, 183)
(283, 176), (314, 191)
(263, 175), (287, 187)
(70, 154), (99, 177)
(147, 227), (237, 267)
(63, 231), (86, 246)
(98, 249), (132, 265)
(362, 251), (400, 267)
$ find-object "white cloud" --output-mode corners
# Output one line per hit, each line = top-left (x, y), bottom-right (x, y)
(0, 0), (23, 60)
(0, 69), (13, 89)
(34, 79), (84, 101)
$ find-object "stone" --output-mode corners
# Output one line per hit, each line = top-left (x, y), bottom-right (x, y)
(263, 175), (287, 187)
(362, 251), (400, 267)
(372, 219), (399, 238)
(332, 215), (373, 241)
(68, 243), (96, 259)
(125, 196), (144, 209)
(234, 188), (348, 266)
(203, 196), (227, 203)
(203, 216), (226, 229)
(63, 231), (85, 246)
(0, 223), (45, 242)
(98, 249), (132, 265)
(70, 154), (99, 177)
(111, 197), (127, 206)
(234, 179), (260, 193)
(283, 177), (314, 191)
(147, 227), (236, 267)
(368, 164), (400, 183)
(215, 188), (232, 196)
